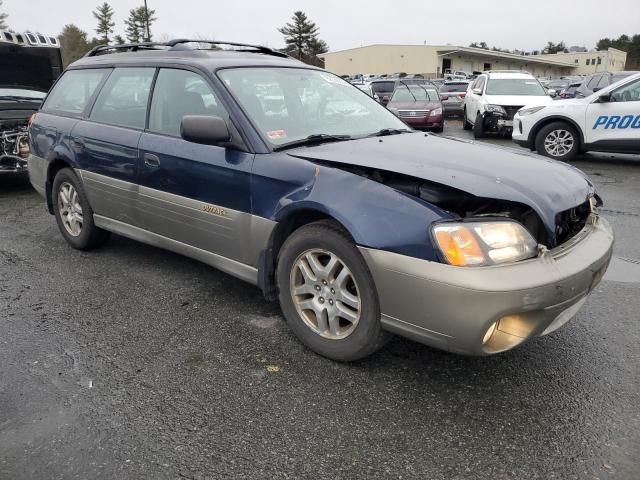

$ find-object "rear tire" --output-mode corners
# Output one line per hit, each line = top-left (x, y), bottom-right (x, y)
(463, 109), (472, 130)
(534, 122), (579, 161)
(276, 221), (389, 361)
(473, 112), (485, 139)
(52, 168), (110, 250)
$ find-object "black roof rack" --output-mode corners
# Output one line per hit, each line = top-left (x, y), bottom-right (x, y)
(85, 39), (288, 58)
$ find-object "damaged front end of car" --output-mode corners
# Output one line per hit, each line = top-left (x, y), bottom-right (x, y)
(0, 118), (31, 176)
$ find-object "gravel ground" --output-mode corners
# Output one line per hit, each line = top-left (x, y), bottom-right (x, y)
(1, 122), (639, 479)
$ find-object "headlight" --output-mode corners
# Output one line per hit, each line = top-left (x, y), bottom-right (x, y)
(430, 107), (443, 116)
(485, 104), (507, 115)
(518, 106), (545, 117)
(432, 221), (538, 267)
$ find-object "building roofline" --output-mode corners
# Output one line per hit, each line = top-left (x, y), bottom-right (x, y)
(319, 44), (576, 67)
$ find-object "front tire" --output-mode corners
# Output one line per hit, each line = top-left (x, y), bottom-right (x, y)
(52, 168), (110, 250)
(276, 221), (389, 361)
(534, 122), (579, 161)
(473, 112), (485, 139)
(463, 108), (472, 130)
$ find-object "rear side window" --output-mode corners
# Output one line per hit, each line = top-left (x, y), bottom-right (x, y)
(89, 68), (155, 128)
(42, 69), (110, 115)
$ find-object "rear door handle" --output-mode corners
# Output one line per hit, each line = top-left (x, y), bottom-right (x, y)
(143, 153), (161, 168)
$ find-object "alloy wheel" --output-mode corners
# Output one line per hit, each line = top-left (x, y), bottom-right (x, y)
(289, 248), (361, 340)
(58, 182), (83, 237)
(544, 129), (574, 157)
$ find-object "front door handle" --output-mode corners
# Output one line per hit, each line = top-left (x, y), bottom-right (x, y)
(144, 153), (161, 168)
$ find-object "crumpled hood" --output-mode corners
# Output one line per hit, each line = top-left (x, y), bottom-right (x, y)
(288, 133), (594, 233)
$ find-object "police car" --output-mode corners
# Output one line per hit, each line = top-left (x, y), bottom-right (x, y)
(513, 72), (640, 160)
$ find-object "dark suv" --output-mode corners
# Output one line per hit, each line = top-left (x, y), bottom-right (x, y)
(576, 71), (639, 98)
(29, 40), (613, 361)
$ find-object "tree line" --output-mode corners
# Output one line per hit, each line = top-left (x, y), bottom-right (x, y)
(1, 1), (637, 71)
(0, 1), (329, 68)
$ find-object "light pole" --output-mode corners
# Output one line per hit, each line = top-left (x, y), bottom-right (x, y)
(143, 0), (151, 42)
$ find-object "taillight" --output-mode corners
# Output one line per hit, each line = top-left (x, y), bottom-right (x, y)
(441, 95), (449, 101)
(460, 92), (466, 98)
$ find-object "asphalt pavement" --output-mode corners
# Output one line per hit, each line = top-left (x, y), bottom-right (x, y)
(1, 122), (639, 479)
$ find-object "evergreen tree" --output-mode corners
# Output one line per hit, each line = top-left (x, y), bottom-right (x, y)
(125, 5), (156, 43)
(597, 34), (640, 70)
(58, 24), (92, 67)
(278, 11), (329, 66)
(0, 0), (9, 30)
(543, 41), (568, 54)
(93, 2), (115, 44)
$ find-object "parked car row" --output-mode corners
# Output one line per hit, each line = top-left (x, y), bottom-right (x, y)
(363, 67), (640, 163)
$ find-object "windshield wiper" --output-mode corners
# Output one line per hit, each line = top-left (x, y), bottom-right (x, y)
(367, 128), (413, 137)
(273, 134), (353, 151)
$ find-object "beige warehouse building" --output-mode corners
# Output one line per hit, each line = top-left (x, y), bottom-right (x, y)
(320, 44), (627, 78)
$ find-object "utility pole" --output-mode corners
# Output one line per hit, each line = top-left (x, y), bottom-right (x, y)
(143, 0), (151, 42)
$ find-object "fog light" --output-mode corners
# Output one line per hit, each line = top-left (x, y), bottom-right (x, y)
(482, 314), (539, 353)
(483, 321), (498, 344)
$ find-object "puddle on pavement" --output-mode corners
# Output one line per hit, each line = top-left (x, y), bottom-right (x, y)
(604, 256), (640, 284)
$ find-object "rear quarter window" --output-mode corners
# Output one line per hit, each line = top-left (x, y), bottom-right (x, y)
(42, 69), (110, 115)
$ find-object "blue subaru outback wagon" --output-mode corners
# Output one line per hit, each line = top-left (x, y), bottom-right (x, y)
(28, 40), (614, 361)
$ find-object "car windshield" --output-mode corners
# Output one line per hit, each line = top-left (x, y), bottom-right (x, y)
(391, 86), (439, 102)
(219, 68), (408, 146)
(440, 83), (469, 92)
(0, 88), (46, 99)
(485, 79), (546, 96)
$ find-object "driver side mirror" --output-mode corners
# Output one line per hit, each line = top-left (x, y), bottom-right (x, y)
(597, 92), (611, 103)
(472, 88), (482, 95)
(181, 115), (231, 145)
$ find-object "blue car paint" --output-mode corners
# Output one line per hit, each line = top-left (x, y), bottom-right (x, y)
(138, 131), (253, 213)
(593, 114), (640, 129)
(70, 121), (141, 182)
(251, 152), (450, 261)
(282, 133), (594, 241)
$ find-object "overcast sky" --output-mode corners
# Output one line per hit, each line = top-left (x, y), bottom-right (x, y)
(3, 0), (639, 52)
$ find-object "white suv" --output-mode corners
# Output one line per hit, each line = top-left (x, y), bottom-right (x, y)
(463, 71), (552, 138)
(513, 72), (640, 161)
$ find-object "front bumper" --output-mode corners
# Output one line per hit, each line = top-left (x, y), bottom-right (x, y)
(403, 115), (443, 129)
(359, 216), (614, 355)
(511, 113), (533, 147)
(0, 156), (29, 177)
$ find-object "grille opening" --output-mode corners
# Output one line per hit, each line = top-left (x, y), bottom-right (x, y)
(555, 200), (591, 246)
